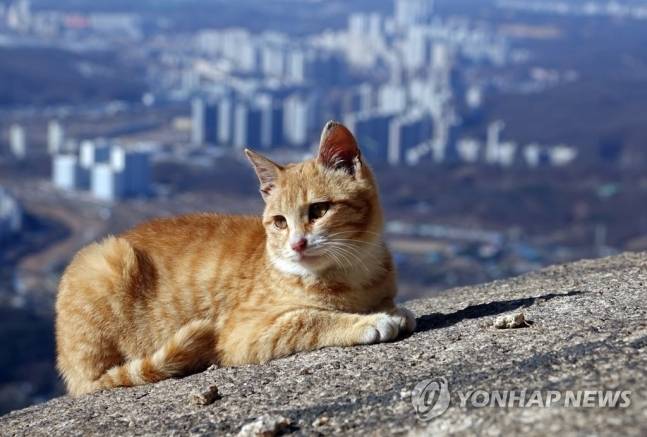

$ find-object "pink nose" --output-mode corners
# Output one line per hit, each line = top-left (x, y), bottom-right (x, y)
(291, 238), (308, 253)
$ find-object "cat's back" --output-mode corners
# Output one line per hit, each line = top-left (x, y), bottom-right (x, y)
(122, 213), (266, 259)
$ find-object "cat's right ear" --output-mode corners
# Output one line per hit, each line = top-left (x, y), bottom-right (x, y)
(245, 149), (283, 199)
(317, 120), (362, 176)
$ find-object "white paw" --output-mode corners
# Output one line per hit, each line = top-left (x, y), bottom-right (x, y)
(359, 311), (412, 345)
(398, 306), (417, 334)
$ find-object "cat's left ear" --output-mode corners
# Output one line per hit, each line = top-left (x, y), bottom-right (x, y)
(317, 120), (362, 176)
(245, 149), (283, 199)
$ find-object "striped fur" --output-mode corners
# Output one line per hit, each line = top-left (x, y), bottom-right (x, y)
(55, 121), (416, 395)
(95, 319), (214, 390)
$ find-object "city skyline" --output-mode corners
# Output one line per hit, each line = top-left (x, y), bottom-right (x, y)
(1, 0), (647, 415)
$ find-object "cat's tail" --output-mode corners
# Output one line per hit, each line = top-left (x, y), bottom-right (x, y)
(94, 319), (215, 391)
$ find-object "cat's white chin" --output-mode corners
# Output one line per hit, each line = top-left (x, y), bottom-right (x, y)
(270, 255), (330, 277)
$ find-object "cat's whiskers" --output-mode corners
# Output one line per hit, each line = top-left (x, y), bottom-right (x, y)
(327, 229), (381, 236)
(323, 242), (371, 274)
(328, 239), (383, 262)
(321, 247), (349, 273)
(328, 238), (384, 249)
(319, 242), (354, 270)
(326, 230), (381, 241)
(327, 240), (388, 274)
(325, 246), (360, 274)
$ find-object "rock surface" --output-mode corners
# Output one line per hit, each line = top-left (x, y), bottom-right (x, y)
(2, 253), (646, 436)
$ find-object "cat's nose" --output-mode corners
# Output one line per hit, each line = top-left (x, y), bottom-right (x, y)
(291, 238), (308, 253)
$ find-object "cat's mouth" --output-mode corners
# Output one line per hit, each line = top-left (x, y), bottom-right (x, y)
(289, 248), (327, 264)
(296, 252), (322, 262)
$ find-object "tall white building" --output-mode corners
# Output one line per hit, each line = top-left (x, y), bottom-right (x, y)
(9, 124), (26, 160)
(91, 163), (124, 202)
(286, 49), (306, 84)
(0, 186), (22, 239)
(394, 0), (434, 28)
(47, 120), (65, 155)
(191, 98), (206, 146)
(283, 94), (311, 147)
(53, 155), (84, 190)
(485, 120), (505, 164)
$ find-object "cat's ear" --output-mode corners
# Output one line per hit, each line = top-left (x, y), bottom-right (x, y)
(245, 149), (283, 198)
(317, 120), (361, 176)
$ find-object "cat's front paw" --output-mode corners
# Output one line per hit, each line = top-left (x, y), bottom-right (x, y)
(395, 306), (417, 334)
(358, 309), (415, 345)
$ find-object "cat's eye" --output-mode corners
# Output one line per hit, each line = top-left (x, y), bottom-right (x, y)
(273, 215), (287, 230)
(308, 202), (330, 222)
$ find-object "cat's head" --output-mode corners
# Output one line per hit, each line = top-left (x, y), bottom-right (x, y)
(245, 121), (384, 276)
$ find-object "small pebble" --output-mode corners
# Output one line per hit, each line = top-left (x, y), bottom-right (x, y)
(191, 385), (220, 406)
(494, 312), (530, 329)
(237, 414), (291, 437)
(312, 416), (330, 427)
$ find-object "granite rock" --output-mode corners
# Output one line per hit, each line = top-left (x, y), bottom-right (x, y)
(1, 253), (646, 436)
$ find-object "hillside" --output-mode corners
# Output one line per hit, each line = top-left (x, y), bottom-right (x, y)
(1, 252), (646, 435)
(0, 47), (145, 107)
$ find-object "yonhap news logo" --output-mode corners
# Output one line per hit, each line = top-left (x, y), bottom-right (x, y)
(411, 377), (632, 422)
(411, 378), (451, 421)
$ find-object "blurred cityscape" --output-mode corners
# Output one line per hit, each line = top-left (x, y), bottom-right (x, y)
(2, 0), (647, 414)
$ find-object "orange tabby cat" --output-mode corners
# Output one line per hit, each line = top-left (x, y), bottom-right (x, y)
(55, 121), (416, 396)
